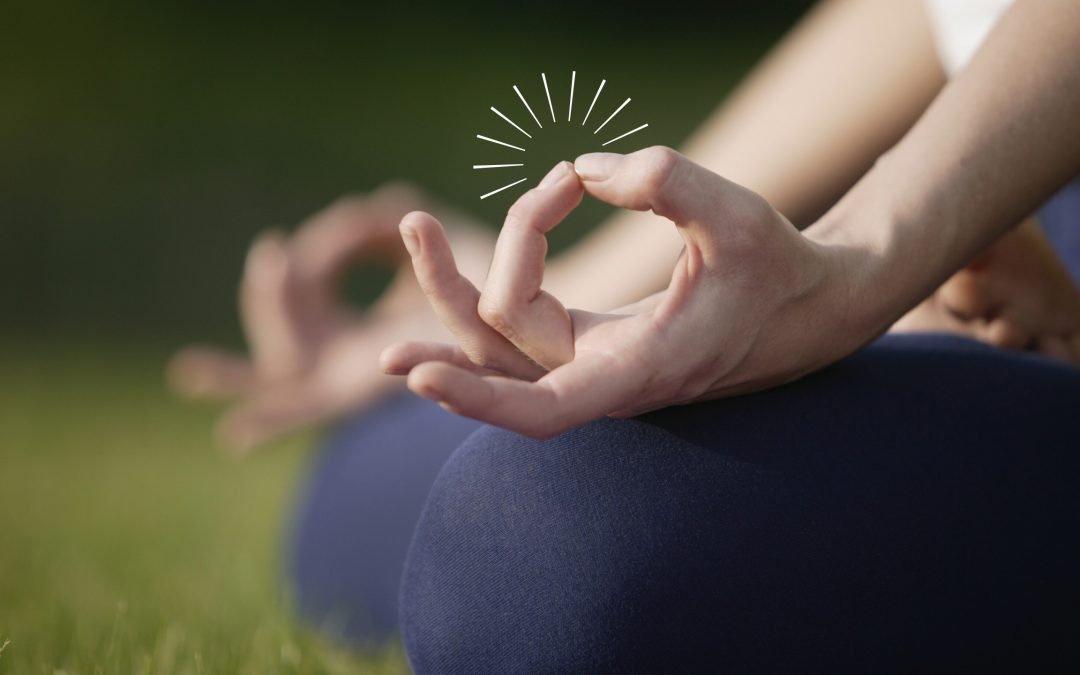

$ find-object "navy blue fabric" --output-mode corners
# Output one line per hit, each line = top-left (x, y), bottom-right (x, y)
(400, 334), (1080, 672)
(289, 390), (480, 641)
(1040, 178), (1080, 285)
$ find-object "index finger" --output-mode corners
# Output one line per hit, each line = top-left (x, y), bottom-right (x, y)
(478, 162), (583, 370)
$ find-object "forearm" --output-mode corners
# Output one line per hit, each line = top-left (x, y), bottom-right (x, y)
(807, 0), (1080, 340)
(547, 0), (943, 311)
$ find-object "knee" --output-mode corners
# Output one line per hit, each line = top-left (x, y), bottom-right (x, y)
(290, 395), (481, 644)
(398, 418), (756, 672)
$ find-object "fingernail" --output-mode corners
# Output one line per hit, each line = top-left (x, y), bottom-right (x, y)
(574, 153), (623, 181)
(537, 161), (570, 189)
(400, 223), (420, 257)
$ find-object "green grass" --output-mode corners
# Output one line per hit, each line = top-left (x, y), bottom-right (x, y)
(0, 342), (406, 674)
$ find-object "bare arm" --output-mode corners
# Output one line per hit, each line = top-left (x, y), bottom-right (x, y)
(808, 0), (1080, 337)
(545, 0), (944, 310)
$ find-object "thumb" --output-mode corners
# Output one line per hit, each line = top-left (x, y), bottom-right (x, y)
(574, 146), (772, 266)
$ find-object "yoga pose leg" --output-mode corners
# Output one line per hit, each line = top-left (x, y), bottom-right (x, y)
(401, 334), (1080, 672)
(289, 392), (481, 642)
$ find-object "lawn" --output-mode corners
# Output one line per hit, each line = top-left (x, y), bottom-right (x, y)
(0, 341), (405, 674)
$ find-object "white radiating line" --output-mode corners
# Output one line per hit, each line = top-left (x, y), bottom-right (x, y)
(514, 85), (543, 129)
(594, 97), (630, 135)
(568, 71), (576, 122)
(541, 73), (556, 123)
(581, 79), (605, 127)
(476, 134), (526, 152)
(491, 107), (532, 139)
(602, 123), (649, 147)
(473, 163), (524, 169)
(480, 177), (528, 200)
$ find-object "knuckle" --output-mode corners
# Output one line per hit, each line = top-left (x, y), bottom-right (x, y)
(638, 144), (680, 168)
(503, 205), (533, 233)
(631, 146), (689, 218)
(463, 346), (502, 372)
(637, 145), (682, 194)
(740, 189), (774, 224)
(477, 294), (519, 336)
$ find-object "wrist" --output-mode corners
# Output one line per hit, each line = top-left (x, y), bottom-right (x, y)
(803, 164), (947, 348)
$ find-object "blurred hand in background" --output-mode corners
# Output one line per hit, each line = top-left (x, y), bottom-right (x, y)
(166, 183), (494, 452)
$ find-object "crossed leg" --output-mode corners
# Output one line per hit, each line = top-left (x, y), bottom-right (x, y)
(401, 333), (1080, 672)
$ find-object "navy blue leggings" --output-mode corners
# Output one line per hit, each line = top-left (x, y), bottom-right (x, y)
(289, 390), (480, 640)
(398, 334), (1080, 672)
(290, 181), (1080, 670)
(291, 334), (1080, 670)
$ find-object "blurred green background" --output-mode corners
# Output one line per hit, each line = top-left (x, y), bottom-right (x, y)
(1, 1), (810, 671)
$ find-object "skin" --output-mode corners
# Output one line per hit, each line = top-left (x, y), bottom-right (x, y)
(895, 217), (1080, 361)
(170, 0), (1080, 449)
(167, 185), (494, 451)
(385, 0), (1080, 438)
(546, 0), (948, 307)
(383, 155), (843, 437)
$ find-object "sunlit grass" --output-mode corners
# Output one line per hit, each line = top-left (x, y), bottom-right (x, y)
(0, 342), (405, 674)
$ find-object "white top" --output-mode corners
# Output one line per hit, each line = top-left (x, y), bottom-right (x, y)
(924, 0), (1014, 75)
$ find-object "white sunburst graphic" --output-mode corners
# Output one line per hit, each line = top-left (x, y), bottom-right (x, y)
(473, 71), (650, 200)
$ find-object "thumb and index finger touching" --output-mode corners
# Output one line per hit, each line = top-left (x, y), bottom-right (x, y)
(472, 147), (734, 368)
(575, 146), (764, 269)
(396, 147), (736, 436)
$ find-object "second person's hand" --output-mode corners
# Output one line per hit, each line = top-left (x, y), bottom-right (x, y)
(892, 217), (1080, 363)
(168, 183), (494, 452)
